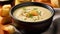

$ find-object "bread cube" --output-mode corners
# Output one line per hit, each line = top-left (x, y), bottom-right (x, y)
(1, 4), (11, 17)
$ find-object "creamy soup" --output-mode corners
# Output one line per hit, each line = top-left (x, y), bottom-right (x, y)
(13, 6), (52, 22)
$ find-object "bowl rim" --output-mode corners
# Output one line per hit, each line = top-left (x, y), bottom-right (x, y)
(10, 2), (55, 24)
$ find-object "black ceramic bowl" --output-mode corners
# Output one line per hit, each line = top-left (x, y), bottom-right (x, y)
(10, 2), (55, 34)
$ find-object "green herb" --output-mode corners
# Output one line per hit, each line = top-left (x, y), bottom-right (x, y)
(29, 14), (33, 18)
(23, 7), (26, 10)
(36, 11), (39, 13)
(34, 8), (38, 10)
(39, 11), (41, 16)
(35, 10), (41, 16)
(34, 8), (42, 16)
(23, 7), (27, 13)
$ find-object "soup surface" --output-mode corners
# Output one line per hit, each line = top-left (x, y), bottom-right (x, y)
(13, 6), (52, 22)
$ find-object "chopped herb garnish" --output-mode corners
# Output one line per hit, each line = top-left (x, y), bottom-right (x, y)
(23, 7), (27, 13)
(34, 8), (38, 10)
(37, 11), (41, 16)
(33, 8), (41, 16)
(39, 11), (41, 16)
(23, 7), (26, 10)
(36, 11), (39, 13)
(29, 14), (33, 18)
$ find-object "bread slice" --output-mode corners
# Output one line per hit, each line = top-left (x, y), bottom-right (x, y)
(32, 0), (34, 2)
(51, 0), (60, 8)
(15, 0), (21, 5)
(15, 0), (32, 5)
(3, 25), (15, 34)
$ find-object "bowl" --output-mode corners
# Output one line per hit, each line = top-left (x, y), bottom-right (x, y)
(10, 2), (55, 34)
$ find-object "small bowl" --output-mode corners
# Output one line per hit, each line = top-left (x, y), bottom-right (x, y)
(10, 2), (55, 34)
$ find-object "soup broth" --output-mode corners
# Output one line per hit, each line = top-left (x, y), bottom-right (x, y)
(13, 6), (52, 22)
